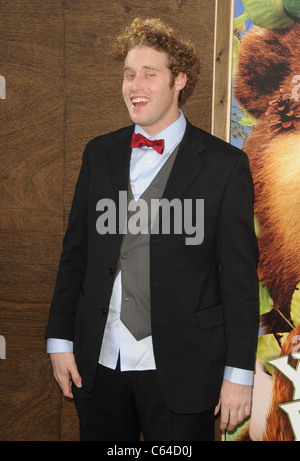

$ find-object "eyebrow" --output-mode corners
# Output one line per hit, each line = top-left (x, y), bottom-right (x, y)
(123, 65), (161, 72)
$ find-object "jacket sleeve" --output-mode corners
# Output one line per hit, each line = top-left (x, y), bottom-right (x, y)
(217, 151), (259, 371)
(45, 143), (90, 341)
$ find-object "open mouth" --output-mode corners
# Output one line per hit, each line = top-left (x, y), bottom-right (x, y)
(131, 97), (150, 108)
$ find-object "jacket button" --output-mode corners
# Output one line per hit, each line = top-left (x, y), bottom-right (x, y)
(108, 267), (114, 275)
(101, 309), (107, 316)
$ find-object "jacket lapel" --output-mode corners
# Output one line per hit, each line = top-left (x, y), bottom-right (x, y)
(162, 121), (206, 201)
(106, 125), (135, 202)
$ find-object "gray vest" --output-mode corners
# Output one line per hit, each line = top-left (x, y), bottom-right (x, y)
(118, 144), (180, 340)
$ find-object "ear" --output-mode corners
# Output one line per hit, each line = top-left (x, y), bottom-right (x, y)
(175, 72), (187, 91)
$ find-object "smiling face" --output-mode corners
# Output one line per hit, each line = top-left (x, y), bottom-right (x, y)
(122, 46), (187, 137)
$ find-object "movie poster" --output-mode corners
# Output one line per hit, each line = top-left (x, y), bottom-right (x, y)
(229, 0), (300, 441)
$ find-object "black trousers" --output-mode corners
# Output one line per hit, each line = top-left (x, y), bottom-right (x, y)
(72, 363), (215, 441)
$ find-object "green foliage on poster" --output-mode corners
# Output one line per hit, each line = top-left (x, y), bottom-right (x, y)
(259, 282), (273, 316)
(290, 282), (300, 327)
(242, 0), (296, 28)
(256, 281), (300, 377)
(284, 0), (300, 19)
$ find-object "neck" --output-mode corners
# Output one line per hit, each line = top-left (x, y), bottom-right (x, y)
(138, 111), (181, 138)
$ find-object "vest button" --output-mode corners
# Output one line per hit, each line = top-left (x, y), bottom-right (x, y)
(121, 254), (127, 259)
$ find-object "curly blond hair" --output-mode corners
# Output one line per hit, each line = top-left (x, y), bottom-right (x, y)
(112, 18), (200, 105)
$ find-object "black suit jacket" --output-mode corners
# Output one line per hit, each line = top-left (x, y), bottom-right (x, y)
(46, 120), (259, 414)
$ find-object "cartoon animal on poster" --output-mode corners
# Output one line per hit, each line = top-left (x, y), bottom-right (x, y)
(229, 0), (300, 441)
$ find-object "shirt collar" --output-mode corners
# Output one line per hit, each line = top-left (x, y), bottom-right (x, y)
(134, 110), (187, 154)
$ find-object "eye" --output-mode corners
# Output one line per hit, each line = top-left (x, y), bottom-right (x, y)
(124, 72), (135, 80)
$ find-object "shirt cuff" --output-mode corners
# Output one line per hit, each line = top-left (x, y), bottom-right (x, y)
(224, 366), (253, 386)
(47, 338), (73, 353)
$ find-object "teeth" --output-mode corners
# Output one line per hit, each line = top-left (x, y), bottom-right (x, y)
(132, 98), (149, 103)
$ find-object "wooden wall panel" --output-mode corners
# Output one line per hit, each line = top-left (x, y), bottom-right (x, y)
(0, 232), (62, 304)
(0, 301), (61, 440)
(212, 0), (234, 141)
(0, 0), (64, 441)
(0, 0), (65, 234)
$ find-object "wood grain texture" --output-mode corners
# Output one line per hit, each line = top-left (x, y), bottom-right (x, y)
(0, 232), (63, 304)
(211, 0), (233, 141)
(0, 0), (65, 234)
(0, 301), (61, 441)
(0, 0), (64, 441)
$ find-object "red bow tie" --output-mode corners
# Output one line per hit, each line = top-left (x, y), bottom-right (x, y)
(130, 133), (165, 154)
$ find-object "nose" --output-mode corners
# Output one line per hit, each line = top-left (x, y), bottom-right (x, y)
(131, 73), (145, 92)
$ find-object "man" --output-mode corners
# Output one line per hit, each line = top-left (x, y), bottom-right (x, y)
(46, 18), (259, 441)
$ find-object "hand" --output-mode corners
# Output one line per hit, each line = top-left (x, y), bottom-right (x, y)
(214, 379), (253, 433)
(50, 352), (82, 399)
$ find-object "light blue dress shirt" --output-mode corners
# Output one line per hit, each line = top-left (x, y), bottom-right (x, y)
(47, 110), (253, 385)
